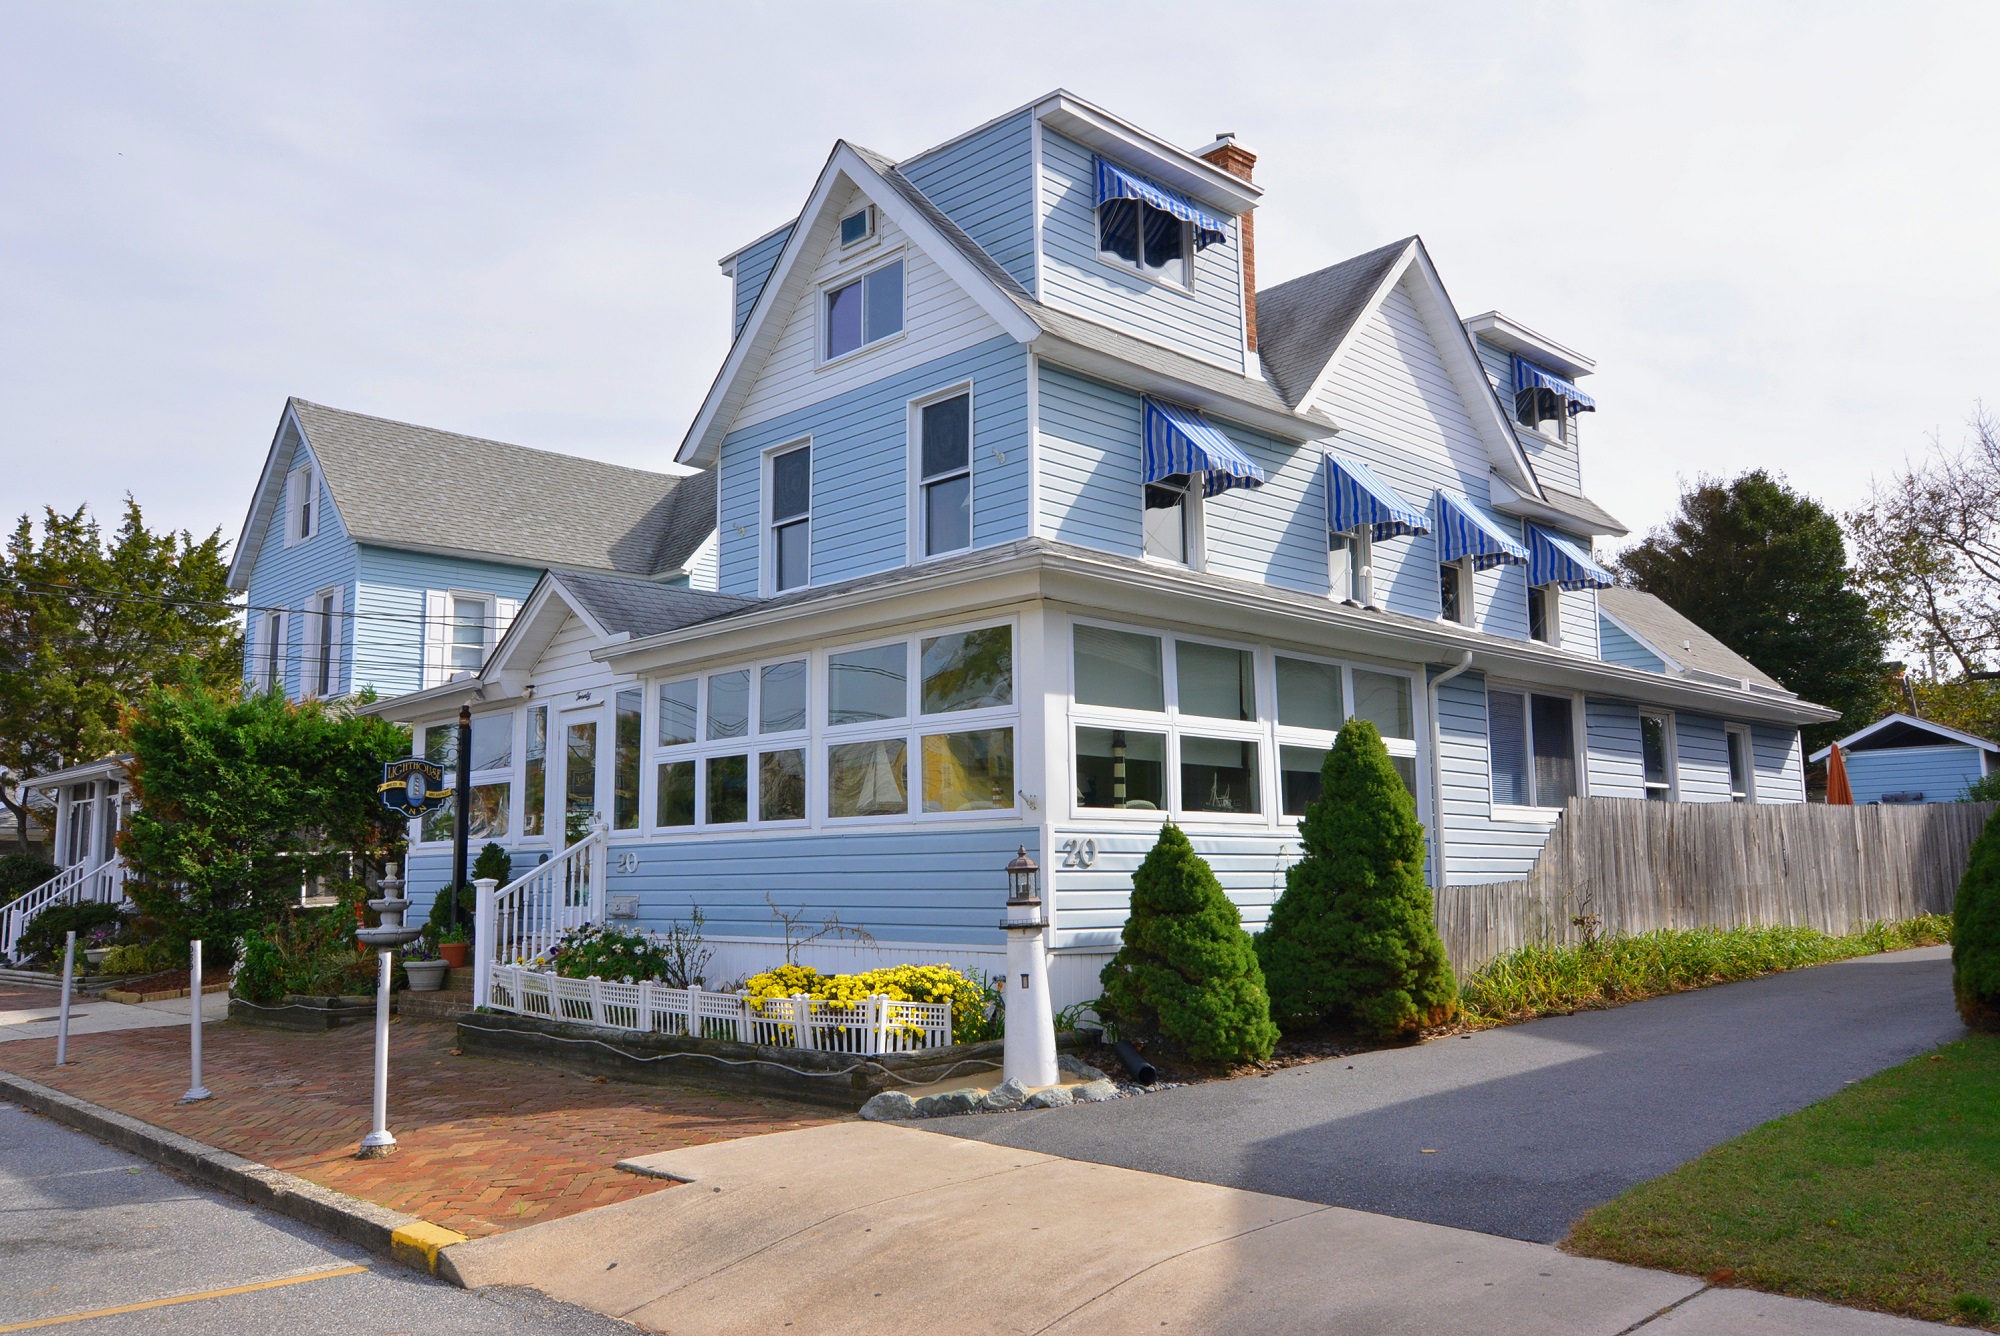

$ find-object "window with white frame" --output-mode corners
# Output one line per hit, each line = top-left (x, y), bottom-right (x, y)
(916, 391), (972, 558)
(1640, 710), (1675, 801)
(613, 688), (642, 831)
(522, 705), (547, 838)
(257, 610), (286, 694)
(768, 444), (811, 592)
(839, 205), (875, 248)
(449, 596), (489, 673)
(653, 657), (810, 831)
(1329, 528), (1373, 606)
(305, 587), (341, 697)
(421, 712), (514, 843)
(1517, 386), (1570, 445)
(1143, 473), (1200, 566)
(1726, 725), (1756, 803)
(824, 258), (903, 361)
(1528, 584), (1560, 646)
(1097, 196), (1189, 286)
(1439, 557), (1473, 626)
(1487, 687), (1579, 811)
(1277, 662), (1420, 813)
(285, 464), (316, 545)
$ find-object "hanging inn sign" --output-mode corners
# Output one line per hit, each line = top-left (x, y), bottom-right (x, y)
(377, 757), (450, 818)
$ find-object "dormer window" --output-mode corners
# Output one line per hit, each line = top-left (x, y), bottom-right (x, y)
(1093, 157), (1229, 290)
(1512, 356), (1595, 446)
(824, 259), (903, 361)
(839, 206), (874, 248)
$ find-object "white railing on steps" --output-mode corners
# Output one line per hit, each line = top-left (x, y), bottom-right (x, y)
(1, 857), (129, 962)
(473, 818), (608, 1009)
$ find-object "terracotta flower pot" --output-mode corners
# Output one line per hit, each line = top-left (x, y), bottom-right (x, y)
(440, 942), (470, 969)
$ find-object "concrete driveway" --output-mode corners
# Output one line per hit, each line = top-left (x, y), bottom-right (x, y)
(933, 946), (1963, 1242)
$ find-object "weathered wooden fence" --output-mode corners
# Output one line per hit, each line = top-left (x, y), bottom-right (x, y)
(1435, 798), (1997, 975)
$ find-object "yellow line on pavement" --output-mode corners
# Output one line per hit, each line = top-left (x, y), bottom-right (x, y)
(0, 1264), (368, 1331)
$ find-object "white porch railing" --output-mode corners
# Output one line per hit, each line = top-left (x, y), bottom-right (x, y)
(472, 820), (608, 1009)
(1, 858), (129, 962)
(484, 963), (954, 1053)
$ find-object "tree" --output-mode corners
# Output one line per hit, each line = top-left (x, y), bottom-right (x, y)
(120, 682), (406, 958)
(1257, 719), (1455, 1037)
(1099, 823), (1278, 1066)
(1849, 410), (2000, 740)
(1615, 471), (1885, 752)
(1951, 806), (2000, 1031)
(0, 501), (240, 851)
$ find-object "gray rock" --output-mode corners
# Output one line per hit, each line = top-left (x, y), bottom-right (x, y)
(858, 1091), (918, 1122)
(979, 1078), (1030, 1112)
(1058, 1054), (1109, 1082)
(1025, 1085), (1074, 1109)
(914, 1089), (981, 1117)
(1071, 1079), (1120, 1103)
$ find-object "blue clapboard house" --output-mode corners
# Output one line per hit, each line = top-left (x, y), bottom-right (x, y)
(365, 91), (1835, 1000)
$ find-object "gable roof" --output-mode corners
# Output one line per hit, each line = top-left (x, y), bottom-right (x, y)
(1810, 712), (2000, 763)
(1255, 238), (1413, 406)
(1595, 586), (1785, 692)
(230, 399), (714, 588)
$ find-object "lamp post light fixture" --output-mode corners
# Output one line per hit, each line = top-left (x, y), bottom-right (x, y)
(1000, 846), (1057, 1089)
(355, 864), (425, 1159)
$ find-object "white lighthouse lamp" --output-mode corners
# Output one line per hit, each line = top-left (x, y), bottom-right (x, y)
(1000, 846), (1057, 1089)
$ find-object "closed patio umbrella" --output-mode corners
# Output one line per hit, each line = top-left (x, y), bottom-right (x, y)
(1826, 741), (1854, 805)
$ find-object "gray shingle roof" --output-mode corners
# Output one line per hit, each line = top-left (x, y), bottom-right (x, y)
(1534, 485), (1627, 537)
(289, 400), (713, 577)
(1596, 586), (1785, 691)
(552, 569), (754, 639)
(1254, 238), (1415, 407)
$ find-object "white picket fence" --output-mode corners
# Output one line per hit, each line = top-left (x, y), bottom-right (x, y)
(483, 963), (955, 1054)
(1, 858), (128, 961)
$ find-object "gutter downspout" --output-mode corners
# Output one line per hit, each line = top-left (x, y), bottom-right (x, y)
(1427, 651), (1475, 890)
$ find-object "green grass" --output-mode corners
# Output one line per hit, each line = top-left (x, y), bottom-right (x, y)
(1565, 1033), (2000, 1328)
(1458, 917), (1953, 1025)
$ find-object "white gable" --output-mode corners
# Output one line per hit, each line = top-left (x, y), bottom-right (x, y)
(732, 183), (1008, 432)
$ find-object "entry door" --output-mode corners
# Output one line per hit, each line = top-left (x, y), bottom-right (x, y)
(553, 706), (606, 845)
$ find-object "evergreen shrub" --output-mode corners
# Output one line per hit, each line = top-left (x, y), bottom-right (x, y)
(1953, 804), (2000, 1030)
(17, 901), (127, 965)
(1099, 823), (1278, 1065)
(0, 854), (57, 897)
(1257, 718), (1456, 1038)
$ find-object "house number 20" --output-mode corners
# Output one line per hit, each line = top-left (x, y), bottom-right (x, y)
(1059, 838), (1098, 869)
(614, 852), (641, 874)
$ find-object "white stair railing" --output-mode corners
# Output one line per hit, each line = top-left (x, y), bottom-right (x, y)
(1, 857), (129, 962)
(473, 818), (608, 1009)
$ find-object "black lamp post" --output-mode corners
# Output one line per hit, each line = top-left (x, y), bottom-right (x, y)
(451, 703), (471, 929)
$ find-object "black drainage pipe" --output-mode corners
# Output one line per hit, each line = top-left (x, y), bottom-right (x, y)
(1112, 1040), (1155, 1085)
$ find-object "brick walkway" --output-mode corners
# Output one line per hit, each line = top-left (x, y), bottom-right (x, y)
(0, 1007), (833, 1237)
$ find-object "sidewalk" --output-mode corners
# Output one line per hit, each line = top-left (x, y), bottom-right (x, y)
(0, 980), (229, 1044)
(445, 1121), (1957, 1335)
(0, 1007), (831, 1238)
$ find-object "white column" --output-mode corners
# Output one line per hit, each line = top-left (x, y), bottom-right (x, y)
(472, 877), (497, 1008)
(358, 949), (395, 1156)
(181, 939), (211, 1101)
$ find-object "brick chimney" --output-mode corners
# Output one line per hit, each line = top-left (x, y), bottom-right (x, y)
(1199, 134), (1258, 353)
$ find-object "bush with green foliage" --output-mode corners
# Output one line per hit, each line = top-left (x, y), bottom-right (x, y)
(1100, 823), (1278, 1065)
(1953, 805), (2000, 1030)
(233, 911), (374, 1004)
(100, 940), (184, 976)
(16, 901), (126, 965)
(472, 842), (512, 885)
(121, 682), (407, 961)
(1257, 719), (1456, 1038)
(425, 882), (476, 940)
(1966, 771), (2000, 803)
(0, 854), (57, 896)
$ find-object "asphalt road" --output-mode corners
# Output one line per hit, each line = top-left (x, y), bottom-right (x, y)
(936, 945), (1965, 1243)
(0, 1101), (631, 1335)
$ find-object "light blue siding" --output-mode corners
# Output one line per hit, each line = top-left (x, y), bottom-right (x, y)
(731, 224), (794, 338)
(1038, 130), (1245, 370)
(1051, 826), (1301, 950)
(1436, 671), (1564, 882)
(1751, 724), (1806, 802)
(1675, 714), (1732, 802)
(1202, 423), (1333, 596)
(899, 111), (1038, 294)
(1557, 586), (1601, 658)
(1585, 699), (1645, 799)
(350, 545), (541, 698)
(1036, 362), (1143, 554)
(716, 337), (1031, 596)
(241, 430), (358, 700)
(1599, 617), (1666, 671)
(1845, 744), (1986, 805)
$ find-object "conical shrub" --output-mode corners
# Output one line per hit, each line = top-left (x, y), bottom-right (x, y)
(1100, 823), (1278, 1065)
(1257, 718), (1456, 1037)
(1953, 804), (2000, 1030)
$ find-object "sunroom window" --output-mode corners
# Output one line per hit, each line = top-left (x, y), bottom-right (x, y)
(654, 658), (811, 830)
(825, 259), (903, 360)
(421, 713), (513, 842)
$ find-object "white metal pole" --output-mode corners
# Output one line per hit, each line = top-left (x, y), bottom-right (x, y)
(358, 948), (396, 1157)
(181, 939), (211, 1101)
(55, 931), (75, 1065)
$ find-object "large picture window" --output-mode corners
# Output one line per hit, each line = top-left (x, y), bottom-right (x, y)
(1488, 688), (1578, 811)
(653, 656), (812, 833)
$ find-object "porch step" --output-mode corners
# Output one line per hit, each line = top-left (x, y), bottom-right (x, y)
(396, 988), (474, 1023)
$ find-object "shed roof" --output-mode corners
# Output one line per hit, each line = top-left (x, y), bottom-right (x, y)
(1810, 712), (1999, 762)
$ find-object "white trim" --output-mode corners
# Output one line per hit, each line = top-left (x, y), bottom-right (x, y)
(1725, 723), (1758, 803)
(1028, 117), (1046, 299)
(1462, 311), (1595, 380)
(1638, 707), (1678, 801)
(815, 245), (909, 370)
(1439, 555), (1476, 628)
(284, 463), (317, 547)
(1025, 349), (1043, 540)
(1032, 93), (1261, 215)
(1140, 470), (1206, 571)
(1090, 202), (1193, 291)
(1809, 711), (2000, 763)
(906, 380), (977, 565)
(1529, 582), (1562, 649)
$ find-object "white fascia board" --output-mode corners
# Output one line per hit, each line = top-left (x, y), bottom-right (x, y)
(226, 400), (306, 590)
(357, 677), (488, 723)
(1463, 311), (1595, 380)
(28, 755), (133, 790)
(1034, 92), (1261, 215)
(677, 142), (1041, 470)
(1810, 711), (2000, 762)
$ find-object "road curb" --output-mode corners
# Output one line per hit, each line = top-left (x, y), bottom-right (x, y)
(0, 1070), (469, 1280)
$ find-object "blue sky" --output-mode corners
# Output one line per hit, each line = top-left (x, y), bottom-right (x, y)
(3, 2), (1995, 556)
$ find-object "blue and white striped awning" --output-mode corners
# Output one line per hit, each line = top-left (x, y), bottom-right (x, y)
(1434, 491), (1531, 570)
(1096, 158), (1230, 251)
(1324, 454), (1429, 541)
(1514, 356), (1596, 414)
(1528, 525), (1616, 590)
(1142, 399), (1264, 497)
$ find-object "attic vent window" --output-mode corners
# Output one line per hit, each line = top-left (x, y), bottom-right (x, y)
(839, 206), (874, 247)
